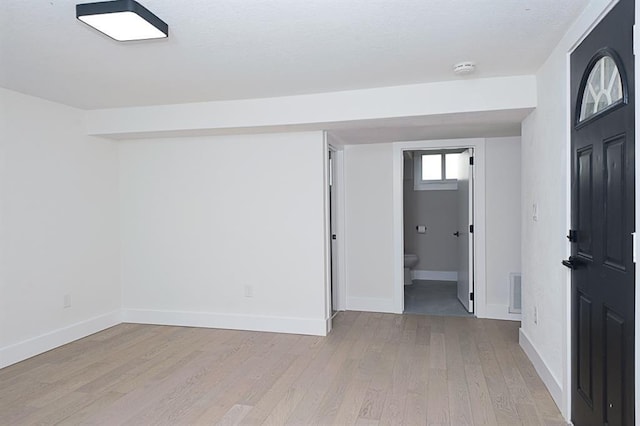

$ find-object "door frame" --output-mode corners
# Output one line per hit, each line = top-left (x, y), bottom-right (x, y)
(392, 138), (487, 317)
(325, 136), (347, 322)
(635, 9), (640, 420)
(323, 133), (333, 333)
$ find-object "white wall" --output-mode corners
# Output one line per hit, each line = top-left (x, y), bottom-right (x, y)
(0, 72), (534, 366)
(85, 76), (536, 138)
(485, 137), (522, 309)
(118, 131), (328, 335)
(518, 0), (616, 418)
(343, 137), (521, 317)
(403, 183), (459, 272)
(0, 88), (121, 368)
(342, 143), (396, 312)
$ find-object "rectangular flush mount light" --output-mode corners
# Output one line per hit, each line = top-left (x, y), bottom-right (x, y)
(76, 0), (168, 42)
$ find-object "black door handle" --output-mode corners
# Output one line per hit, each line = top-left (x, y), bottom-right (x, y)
(453, 231), (460, 237)
(562, 256), (583, 269)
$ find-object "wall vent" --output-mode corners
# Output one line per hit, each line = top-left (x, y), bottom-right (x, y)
(509, 273), (522, 314)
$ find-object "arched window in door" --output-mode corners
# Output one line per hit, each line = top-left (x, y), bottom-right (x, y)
(577, 50), (626, 124)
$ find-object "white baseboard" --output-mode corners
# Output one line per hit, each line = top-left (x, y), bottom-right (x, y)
(0, 310), (122, 369)
(346, 297), (398, 314)
(411, 270), (458, 281)
(519, 328), (563, 410)
(0, 308), (327, 368)
(481, 303), (522, 321)
(122, 309), (327, 336)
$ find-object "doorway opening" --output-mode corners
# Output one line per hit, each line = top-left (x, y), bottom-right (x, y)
(402, 148), (474, 316)
(392, 138), (487, 317)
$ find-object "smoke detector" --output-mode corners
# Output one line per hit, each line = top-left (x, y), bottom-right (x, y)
(453, 62), (476, 76)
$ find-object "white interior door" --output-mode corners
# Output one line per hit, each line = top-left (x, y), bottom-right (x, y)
(456, 149), (474, 312)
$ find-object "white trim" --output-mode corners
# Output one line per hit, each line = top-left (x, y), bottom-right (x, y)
(0, 310), (122, 369)
(325, 317), (333, 333)
(564, 46), (574, 422)
(324, 133), (332, 332)
(393, 138), (487, 317)
(567, 0), (620, 52)
(411, 270), (458, 281)
(484, 304), (522, 321)
(123, 309), (327, 336)
(519, 328), (563, 411)
(346, 297), (396, 314)
(393, 148), (406, 314)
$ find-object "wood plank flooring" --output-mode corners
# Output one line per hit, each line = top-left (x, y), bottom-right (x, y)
(0, 312), (566, 425)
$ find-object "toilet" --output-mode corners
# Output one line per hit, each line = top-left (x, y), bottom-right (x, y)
(404, 254), (419, 285)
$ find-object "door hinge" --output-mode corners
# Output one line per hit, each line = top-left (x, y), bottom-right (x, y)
(470, 292), (474, 301)
(469, 224), (474, 233)
(567, 229), (578, 243)
(469, 156), (474, 165)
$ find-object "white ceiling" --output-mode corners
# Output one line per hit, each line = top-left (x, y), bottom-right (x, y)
(1, 0), (588, 110)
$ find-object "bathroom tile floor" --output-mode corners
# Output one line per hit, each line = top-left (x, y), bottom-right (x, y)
(404, 280), (473, 317)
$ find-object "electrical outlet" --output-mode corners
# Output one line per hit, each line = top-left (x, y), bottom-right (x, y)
(244, 285), (253, 298)
(64, 294), (72, 308)
(533, 306), (538, 325)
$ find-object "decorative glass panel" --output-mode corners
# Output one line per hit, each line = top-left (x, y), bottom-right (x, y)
(579, 55), (623, 122)
(421, 154), (441, 180)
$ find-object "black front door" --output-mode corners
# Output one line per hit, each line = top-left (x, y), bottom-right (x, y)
(569, 0), (635, 424)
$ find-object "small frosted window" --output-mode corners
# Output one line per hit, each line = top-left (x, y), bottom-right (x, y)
(413, 150), (462, 191)
(421, 154), (441, 180)
(445, 153), (461, 180)
(579, 55), (623, 122)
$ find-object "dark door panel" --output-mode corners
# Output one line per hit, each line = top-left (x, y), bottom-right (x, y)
(577, 146), (594, 257)
(569, 0), (635, 424)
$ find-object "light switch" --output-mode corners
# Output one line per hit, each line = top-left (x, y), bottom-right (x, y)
(416, 225), (427, 234)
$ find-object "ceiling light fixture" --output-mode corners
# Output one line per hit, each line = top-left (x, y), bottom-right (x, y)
(76, 0), (168, 42)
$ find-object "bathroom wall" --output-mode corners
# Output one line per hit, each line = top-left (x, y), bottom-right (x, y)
(403, 156), (459, 274)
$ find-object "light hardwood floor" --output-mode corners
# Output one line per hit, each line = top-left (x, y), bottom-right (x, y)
(0, 312), (566, 425)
